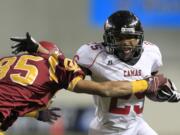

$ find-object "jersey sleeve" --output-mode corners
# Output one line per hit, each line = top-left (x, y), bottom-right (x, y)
(74, 43), (104, 68)
(49, 53), (85, 91)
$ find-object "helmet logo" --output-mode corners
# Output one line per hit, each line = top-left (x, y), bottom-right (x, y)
(121, 27), (135, 33)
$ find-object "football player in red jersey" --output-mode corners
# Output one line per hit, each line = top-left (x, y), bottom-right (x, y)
(0, 33), (167, 135)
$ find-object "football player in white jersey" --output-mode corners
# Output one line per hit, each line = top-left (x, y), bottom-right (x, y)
(10, 11), (180, 135)
(73, 11), (180, 135)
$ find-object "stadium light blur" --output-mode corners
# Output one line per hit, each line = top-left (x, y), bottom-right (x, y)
(90, 0), (180, 28)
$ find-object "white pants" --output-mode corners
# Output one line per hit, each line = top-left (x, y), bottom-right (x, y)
(88, 117), (158, 135)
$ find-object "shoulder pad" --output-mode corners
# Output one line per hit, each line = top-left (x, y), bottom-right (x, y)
(74, 42), (104, 68)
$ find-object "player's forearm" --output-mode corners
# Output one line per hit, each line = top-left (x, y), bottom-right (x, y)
(100, 80), (148, 97)
(100, 81), (132, 97)
(74, 80), (148, 97)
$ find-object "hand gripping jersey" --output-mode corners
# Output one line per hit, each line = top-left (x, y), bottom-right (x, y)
(0, 52), (84, 119)
(75, 41), (162, 129)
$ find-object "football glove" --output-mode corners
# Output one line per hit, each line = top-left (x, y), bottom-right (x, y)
(11, 32), (39, 54)
(37, 107), (61, 124)
(157, 79), (180, 102)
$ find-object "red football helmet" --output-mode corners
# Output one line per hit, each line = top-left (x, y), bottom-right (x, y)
(39, 41), (60, 53)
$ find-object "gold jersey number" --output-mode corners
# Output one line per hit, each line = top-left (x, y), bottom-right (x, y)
(0, 55), (43, 86)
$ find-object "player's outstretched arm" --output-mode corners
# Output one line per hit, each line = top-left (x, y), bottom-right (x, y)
(73, 74), (167, 97)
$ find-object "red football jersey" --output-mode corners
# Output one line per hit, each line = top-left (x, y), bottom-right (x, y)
(0, 52), (84, 118)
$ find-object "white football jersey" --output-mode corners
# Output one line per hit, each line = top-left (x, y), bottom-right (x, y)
(75, 41), (162, 129)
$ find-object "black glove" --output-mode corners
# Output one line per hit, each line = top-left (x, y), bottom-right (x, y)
(158, 79), (180, 102)
(37, 107), (61, 124)
(11, 32), (39, 54)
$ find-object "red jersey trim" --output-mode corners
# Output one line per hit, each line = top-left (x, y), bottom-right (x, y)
(67, 76), (83, 91)
(87, 50), (104, 69)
